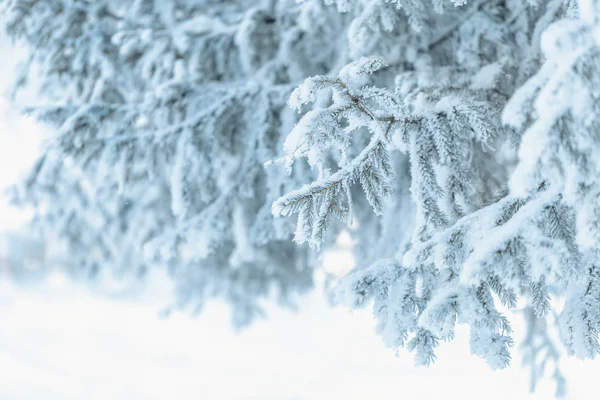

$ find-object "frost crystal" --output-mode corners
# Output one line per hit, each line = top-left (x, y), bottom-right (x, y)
(5, 0), (600, 394)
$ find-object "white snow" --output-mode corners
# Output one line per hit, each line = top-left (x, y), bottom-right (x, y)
(469, 62), (504, 90)
(0, 271), (571, 400)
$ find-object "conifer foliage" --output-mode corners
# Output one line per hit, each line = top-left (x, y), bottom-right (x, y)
(4, 0), (600, 394)
(1, 0), (347, 327)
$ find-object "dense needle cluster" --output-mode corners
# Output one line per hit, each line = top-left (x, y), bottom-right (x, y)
(1, 0), (349, 326)
(4, 0), (600, 395)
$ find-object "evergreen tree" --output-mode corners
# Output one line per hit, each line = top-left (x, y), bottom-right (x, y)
(1, 0), (349, 327)
(4, 0), (600, 395)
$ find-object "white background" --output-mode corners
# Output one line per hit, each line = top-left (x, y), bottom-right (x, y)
(1, 268), (598, 400)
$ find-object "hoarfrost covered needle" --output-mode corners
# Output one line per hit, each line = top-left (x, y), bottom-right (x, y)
(5, 0), (600, 395)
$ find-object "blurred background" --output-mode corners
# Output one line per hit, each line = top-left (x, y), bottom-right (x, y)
(0, 29), (598, 400)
